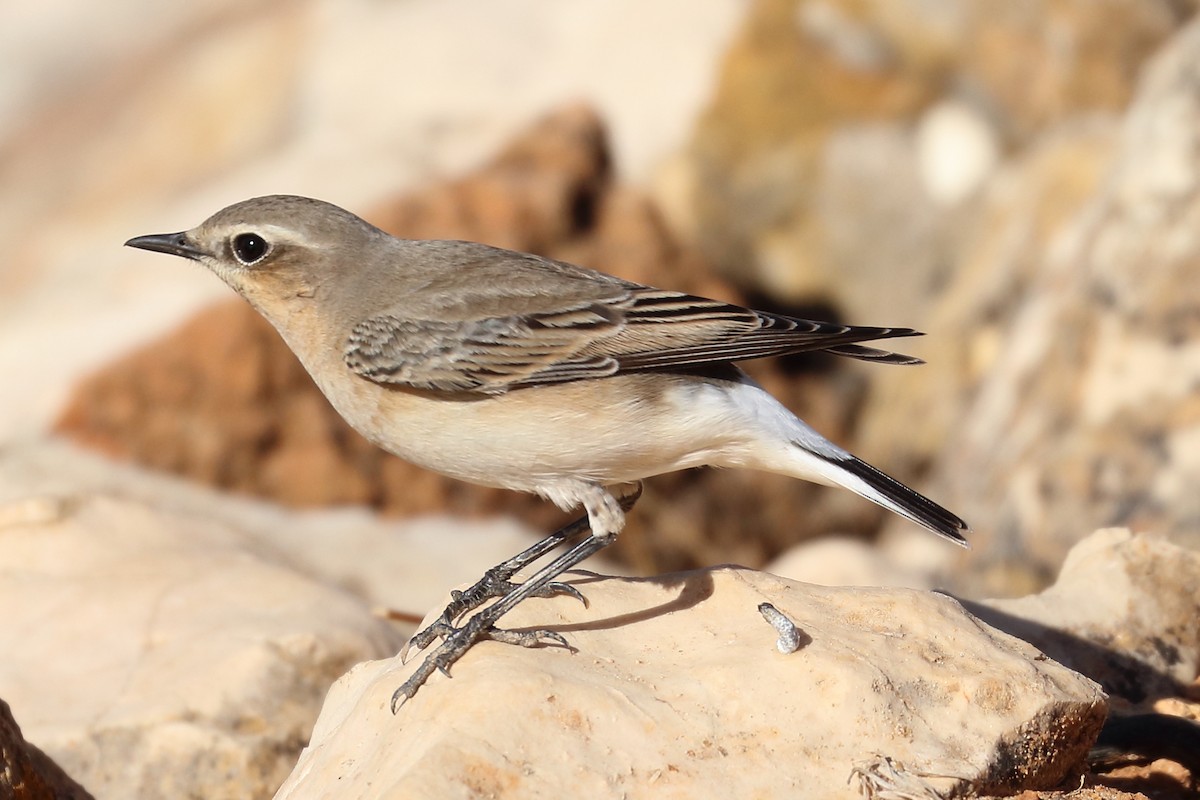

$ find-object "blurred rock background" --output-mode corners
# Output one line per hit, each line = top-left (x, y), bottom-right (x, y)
(5, 0), (1200, 590)
(5, 1), (1200, 797)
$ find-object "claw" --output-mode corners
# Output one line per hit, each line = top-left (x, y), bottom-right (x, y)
(401, 579), (589, 661)
(485, 628), (572, 650)
(541, 581), (587, 606)
(391, 620), (574, 713)
(400, 619), (453, 663)
(536, 630), (570, 650)
(391, 675), (425, 713)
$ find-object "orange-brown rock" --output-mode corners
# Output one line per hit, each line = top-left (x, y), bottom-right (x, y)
(54, 300), (562, 526)
(0, 699), (93, 800)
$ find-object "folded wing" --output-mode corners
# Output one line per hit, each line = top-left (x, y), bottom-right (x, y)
(344, 281), (923, 394)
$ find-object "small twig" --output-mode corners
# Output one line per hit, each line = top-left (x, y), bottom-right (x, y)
(849, 755), (963, 800)
(376, 607), (426, 626)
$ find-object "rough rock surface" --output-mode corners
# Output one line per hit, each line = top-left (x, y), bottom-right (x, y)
(970, 529), (1200, 799)
(0, 489), (402, 800)
(972, 529), (1200, 703)
(984, 790), (1154, 800)
(3, 445), (1193, 799)
(276, 568), (1106, 800)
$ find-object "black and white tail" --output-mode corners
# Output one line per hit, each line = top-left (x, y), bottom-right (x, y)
(721, 374), (968, 545)
(828, 455), (968, 546)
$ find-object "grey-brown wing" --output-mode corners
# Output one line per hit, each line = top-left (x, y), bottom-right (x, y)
(595, 290), (923, 370)
(343, 285), (922, 394)
(343, 298), (627, 393)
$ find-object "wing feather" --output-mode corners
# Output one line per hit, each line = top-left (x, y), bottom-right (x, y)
(344, 270), (922, 394)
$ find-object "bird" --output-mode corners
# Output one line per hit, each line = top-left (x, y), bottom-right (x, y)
(125, 194), (968, 710)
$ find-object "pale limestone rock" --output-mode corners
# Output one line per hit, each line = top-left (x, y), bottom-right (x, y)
(277, 568), (1106, 800)
(0, 489), (402, 800)
(0, 439), (557, 615)
(0, 440), (609, 798)
(971, 529), (1200, 702)
(870, 18), (1200, 591)
(766, 536), (937, 589)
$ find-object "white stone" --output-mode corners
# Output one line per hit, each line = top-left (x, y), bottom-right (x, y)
(766, 535), (938, 589)
(916, 100), (1001, 206)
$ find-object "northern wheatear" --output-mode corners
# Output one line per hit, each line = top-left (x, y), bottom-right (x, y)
(127, 194), (967, 709)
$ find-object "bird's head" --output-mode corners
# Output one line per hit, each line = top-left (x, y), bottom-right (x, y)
(125, 194), (383, 305)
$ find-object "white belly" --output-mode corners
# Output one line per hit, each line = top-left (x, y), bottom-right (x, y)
(319, 370), (767, 491)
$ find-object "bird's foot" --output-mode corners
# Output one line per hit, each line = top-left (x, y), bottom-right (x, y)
(400, 576), (584, 662)
(391, 483), (641, 711)
(391, 614), (571, 712)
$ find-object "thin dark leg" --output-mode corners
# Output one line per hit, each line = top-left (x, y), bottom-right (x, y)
(392, 530), (617, 711)
(400, 516), (591, 661)
(392, 483), (643, 711)
(400, 483), (643, 660)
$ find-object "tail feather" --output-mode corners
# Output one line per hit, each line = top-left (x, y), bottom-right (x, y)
(827, 455), (969, 546)
(727, 376), (967, 545)
(825, 343), (924, 365)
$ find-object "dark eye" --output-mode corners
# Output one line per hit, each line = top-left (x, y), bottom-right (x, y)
(232, 232), (269, 265)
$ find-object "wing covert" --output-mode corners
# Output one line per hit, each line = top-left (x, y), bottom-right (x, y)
(343, 284), (923, 394)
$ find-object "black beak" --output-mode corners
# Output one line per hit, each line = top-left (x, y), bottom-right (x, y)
(124, 232), (206, 260)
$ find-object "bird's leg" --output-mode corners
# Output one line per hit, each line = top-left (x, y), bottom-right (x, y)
(392, 482), (642, 711)
(399, 515), (592, 660)
(392, 529), (617, 712)
(400, 482), (643, 660)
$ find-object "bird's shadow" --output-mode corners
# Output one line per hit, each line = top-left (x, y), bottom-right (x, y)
(509, 568), (718, 635)
(957, 597), (1200, 784)
(955, 598), (1191, 703)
